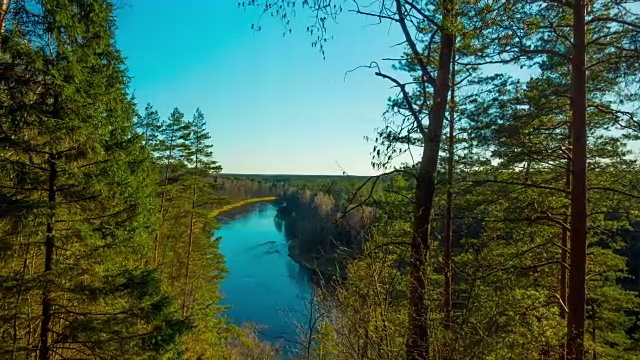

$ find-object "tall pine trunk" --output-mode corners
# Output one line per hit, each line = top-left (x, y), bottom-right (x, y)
(39, 153), (57, 360)
(405, 0), (455, 356)
(0, 0), (8, 35)
(567, 0), (587, 358)
(560, 125), (572, 360)
(154, 144), (174, 266)
(443, 41), (456, 337)
(12, 234), (30, 359)
(183, 144), (199, 318)
(182, 184), (196, 318)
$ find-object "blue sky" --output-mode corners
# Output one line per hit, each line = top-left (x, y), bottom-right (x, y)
(115, 0), (405, 175)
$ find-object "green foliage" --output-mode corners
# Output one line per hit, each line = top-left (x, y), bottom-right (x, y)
(135, 103), (163, 152)
(0, 0), (190, 358)
(0, 0), (638, 358)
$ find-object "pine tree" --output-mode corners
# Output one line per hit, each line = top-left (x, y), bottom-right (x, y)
(154, 107), (190, 267)
(134, 102), (163, 152)
(460, 51), (640, 359)
(181, 108), (223, 318)
(466, 3), (640, 357)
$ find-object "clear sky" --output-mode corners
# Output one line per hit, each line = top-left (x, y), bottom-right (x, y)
(115, 0), (406, 175)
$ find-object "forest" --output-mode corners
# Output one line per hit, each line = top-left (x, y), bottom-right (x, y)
(0, 0), (639, 360)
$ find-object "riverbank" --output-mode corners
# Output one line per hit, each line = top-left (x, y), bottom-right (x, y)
(210, 197), (278, 217)
(287, 242), (348, 278)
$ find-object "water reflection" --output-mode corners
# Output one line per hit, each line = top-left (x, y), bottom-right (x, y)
(274, 217), (283, 233)
(285, 257), (313, 286)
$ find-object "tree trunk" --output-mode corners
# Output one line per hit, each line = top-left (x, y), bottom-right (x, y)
(154, 191), (167, 265)
(567, 0), (587, 358)
(0, 0), (9, 54)
(405, 12), (455, 360)
(39, 154), (57, 360)
(154, 149), (173, 267)
(183, 143), (199, 318)
(443, 40), (456, 336)
(591, 302), (597, 360)
(182, 185), (196, 318)
(0, 0), (9, 35)
(12, 237), (30, 359)
(559, 126), (572, 360)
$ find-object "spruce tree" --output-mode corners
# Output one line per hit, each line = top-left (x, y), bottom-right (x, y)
(0, 0), (187, 358)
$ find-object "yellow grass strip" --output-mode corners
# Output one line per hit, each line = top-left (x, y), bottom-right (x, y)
(210, 197), (278, 217)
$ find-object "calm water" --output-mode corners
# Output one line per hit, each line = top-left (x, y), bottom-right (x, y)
(216, 203), (313, 348)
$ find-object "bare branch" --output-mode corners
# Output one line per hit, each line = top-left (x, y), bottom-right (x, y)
(351, 9), (398, 23)
(588, 186), (640, 199)
(466, 179), (570, 194)
(344, 61), (381, 81)
(375, 71), (428, 138)
(394, 0), (437, 89)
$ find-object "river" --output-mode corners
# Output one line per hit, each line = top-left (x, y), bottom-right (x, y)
(216, 202), (313, 353)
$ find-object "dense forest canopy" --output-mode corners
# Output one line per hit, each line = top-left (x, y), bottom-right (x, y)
(0, 0), (639, 359)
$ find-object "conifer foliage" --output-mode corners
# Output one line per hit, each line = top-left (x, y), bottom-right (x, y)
(0, 1), (231, 359)
(136, 104), (230, 358)
(0, 0), (190, 358)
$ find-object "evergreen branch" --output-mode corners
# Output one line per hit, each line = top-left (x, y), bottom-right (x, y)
(0, 139), (52, 155)
(517, 260), (569, 272)
(0, 157), (49, 171)
(73, 159), (113, 170)
(588, 186), (640, 199)
(588, 103), (639, 130)
(586, 29), (627, 46)
(0, 184), (47, 191)
(341, 168), (415, 218)
(474, 257), (565, 281)
(53, 303), (136, 317)
(466, 179), (569, 194)
(58, 195), (101, 205)
(55, 205), (132, 223)
(586, 16), (640, 29)
(550, 241), (570, 253)
(383, 188), (415, 203)
(545, 0), (573, 8)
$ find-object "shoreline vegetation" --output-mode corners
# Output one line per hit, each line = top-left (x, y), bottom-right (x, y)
(210, 197), (278, 217)
(287, 242), (348, 278)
